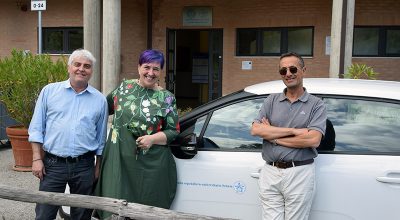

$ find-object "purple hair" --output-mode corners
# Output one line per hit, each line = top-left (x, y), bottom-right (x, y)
(138, 49), (165, 69)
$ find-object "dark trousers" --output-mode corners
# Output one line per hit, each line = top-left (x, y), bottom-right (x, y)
(35, 155), (95, 220)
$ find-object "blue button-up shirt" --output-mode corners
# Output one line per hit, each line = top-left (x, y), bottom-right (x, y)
(28, 80), (108, 157)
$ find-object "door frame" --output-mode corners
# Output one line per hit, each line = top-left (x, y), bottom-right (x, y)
(166, 28), (223, 103)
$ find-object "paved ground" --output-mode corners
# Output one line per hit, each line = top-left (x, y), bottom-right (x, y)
(0, 146), (64, 220)
(0, 122), (111, 220)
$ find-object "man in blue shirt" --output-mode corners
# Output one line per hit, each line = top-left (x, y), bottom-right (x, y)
(28, 49), (108, 220)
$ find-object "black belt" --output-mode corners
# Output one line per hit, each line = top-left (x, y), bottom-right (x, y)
(45, 151), (95, 163)
(268, 159), (314, 169)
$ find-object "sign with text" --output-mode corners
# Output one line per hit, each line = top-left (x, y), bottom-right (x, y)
(31, 0), (46, 11)
(183, 6), (212, 27)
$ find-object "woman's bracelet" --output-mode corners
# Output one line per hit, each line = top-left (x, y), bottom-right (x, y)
(32, 158), (42, 162)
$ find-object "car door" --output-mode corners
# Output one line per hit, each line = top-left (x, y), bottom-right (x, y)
(171, 93), (400, 220)
(311, 96), (400, 220)
(170, 97), (265, 220)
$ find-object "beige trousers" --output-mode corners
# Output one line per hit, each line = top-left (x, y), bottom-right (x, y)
(259, 163), (315, 220)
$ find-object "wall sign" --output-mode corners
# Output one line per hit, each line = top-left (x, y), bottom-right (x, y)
(326, 36), (331, 55)
(182, 6), (212, 27)
(242, 61), (252, 70)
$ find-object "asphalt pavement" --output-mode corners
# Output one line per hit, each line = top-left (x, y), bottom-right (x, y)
(0, 146), (64, 220)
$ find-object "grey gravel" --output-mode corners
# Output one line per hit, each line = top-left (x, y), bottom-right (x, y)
(0, 147), (64, 220)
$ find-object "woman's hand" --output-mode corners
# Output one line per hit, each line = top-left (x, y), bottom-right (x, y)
(136, 132), (168, 150)
(136, 135), (154, 149)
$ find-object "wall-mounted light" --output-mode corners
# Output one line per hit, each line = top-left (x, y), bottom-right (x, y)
(16, 0), (28, 12)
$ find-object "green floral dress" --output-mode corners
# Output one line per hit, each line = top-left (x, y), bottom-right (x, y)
(95, 79), (180, 219)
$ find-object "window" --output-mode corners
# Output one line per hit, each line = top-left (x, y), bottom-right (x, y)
(353, 26), (400, 57)
(202, 98), (264, 149)
(236, 27), (314, 56)
(237, 29), (257, 55)
(43, 27), (83, 54)
(323, 97), (400, 153)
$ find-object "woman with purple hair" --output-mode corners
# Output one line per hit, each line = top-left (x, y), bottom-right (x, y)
(95, 49), (180, 219)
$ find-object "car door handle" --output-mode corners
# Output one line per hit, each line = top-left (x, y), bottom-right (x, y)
(251, 167), (263, 179)
(250, 172), (260, 178)
(376, 176), (400, 184)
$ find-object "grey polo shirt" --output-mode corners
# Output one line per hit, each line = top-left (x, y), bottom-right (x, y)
(254, 88), (327, 163)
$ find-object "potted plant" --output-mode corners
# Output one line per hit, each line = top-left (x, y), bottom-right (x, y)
(0, 49), (67, 171)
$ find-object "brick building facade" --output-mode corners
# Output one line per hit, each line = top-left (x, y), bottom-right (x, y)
(1, 0), (399, 108)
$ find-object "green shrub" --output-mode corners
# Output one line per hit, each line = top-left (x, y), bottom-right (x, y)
(0, 50), (68, 128)
(344, 63), (379, 80)
(178, 107), (192, 117)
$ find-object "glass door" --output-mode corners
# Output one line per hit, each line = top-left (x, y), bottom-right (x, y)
(166, 29), (176, 93)
(208, 29), (223, 100)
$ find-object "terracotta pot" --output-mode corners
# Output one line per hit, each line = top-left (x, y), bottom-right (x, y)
(6, 125), (32, 172)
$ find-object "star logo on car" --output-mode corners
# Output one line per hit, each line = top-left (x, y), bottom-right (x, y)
(233, 181), (246, 194)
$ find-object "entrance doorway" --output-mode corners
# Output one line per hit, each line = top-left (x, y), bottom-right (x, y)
(166, 29), (223, 110)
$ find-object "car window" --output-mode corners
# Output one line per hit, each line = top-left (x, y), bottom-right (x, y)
(202, 98), (264, 150)
(178, 115), (207, 139)
(193, 115), (207, 136)
(324, 97), (400, 153)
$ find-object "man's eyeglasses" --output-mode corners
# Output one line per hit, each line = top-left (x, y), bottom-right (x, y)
(279, 66), (299, 76)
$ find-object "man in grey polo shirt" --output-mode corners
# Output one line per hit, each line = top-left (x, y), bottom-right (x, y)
(251, 52), (327, 220)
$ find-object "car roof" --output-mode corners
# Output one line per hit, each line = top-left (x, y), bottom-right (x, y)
(244, 78), (400, 100)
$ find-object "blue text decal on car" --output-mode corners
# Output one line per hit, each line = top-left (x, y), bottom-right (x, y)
(177, 181), (247, 194)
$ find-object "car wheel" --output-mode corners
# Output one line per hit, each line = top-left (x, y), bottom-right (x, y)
(58, 207), (71, 220)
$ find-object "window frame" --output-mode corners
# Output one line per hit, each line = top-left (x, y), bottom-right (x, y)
(236, 26), (314, 57)
(353, 25), (400, 57)
(42, 27), (83, 54)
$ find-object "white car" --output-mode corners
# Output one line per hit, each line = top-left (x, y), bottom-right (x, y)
(169, 78), (400, 220)
(61, 78), (400, 220)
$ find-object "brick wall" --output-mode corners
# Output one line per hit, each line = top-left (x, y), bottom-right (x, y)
(1, 0), (399, 96)
(354, 0), (400, 82)
(0, 0), (147, 84)
(151, 0), (400, 94)
(153, 0), (332, 94)
(120, 0), (147, 81)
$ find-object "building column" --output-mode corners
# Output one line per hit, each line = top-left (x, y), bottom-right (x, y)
(102, 0), (121, 95)
(84, 0), (101, 90)
(344, 0), (355, 75)
(329, 0), (355, 78)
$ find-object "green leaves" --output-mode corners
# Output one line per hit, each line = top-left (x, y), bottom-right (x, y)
(126, 95), (136, 100)
(152, 90), (165, 102)
(0, 49), (68, 128)
(345, 63), (379, 80)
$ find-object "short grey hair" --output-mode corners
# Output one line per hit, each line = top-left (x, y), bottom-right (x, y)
(68, 49), (96, 66)
(280, 52), (305, 68)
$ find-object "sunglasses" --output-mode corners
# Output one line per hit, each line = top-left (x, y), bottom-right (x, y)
(279, 66), (299, 76)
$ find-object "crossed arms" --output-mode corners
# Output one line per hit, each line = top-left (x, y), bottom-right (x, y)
(251, 117), (322, 148)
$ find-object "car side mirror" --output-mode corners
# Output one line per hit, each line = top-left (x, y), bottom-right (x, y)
(180, 133), (198, 154)
(170, 133), (198, 159)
